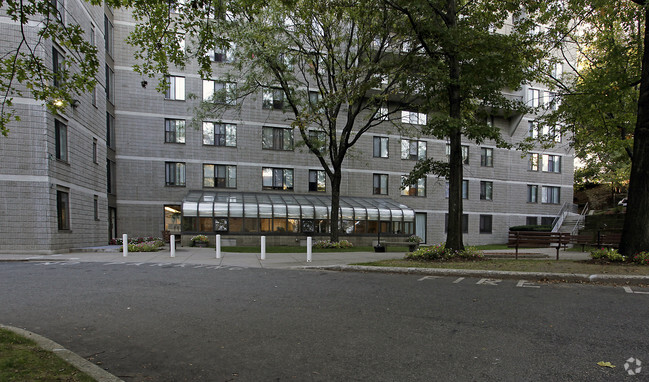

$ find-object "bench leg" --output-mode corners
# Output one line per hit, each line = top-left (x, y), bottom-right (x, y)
(556, 246), (560, 261)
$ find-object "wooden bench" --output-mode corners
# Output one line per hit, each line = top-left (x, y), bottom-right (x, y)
(508, 231), (571, 260)
(597, 232), (622, 249)
(571, 233), (595, 251)
(379, 241), (419, 251)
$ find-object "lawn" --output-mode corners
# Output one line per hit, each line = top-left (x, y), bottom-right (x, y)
(355, 259), (649, 275)
(0, 328), (94, 382)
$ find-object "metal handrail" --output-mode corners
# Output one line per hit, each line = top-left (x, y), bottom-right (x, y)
(570, 202), (589, 236)
(551, 202), (571, 232)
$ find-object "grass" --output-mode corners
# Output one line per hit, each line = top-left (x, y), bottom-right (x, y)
(0, 328), (95, 382)
(354, 259), (649, 275)
(221, 245), (411, 253)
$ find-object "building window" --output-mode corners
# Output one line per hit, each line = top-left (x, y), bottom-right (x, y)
(401, 139), (426, 160)
(462, 180), (469, 199)
(262, 126), (293, 150)
(203, 164), (236, 188)
(541, 124), (561, 142)
(527, 185), (538, 203)
(529, 88), (541, 107)
(165, 119), (186, 144)
(165, 162), (186, 186)
(91, 86), (97, 106)
(401, 110), (427, 125)
(106, 159), (116, 194)
(373, 136), (389, 158)
(203, 122), (236, 146)
(526, 216), (538, 226)
(529, 153), (539, 171)
(480, 147), (493, 167)
(308, 130), (327, 153)
(202, 80), (236, 104)
(56, 190), (70, 230)
(480, 181), (493, 200)
(262, 168), (294, 190)
(375, 106), (389, 121)
(541, 154), (561, 173)
(51, 0), (65, 23)
(262, 88), (285, 109)
(92, 138), (98, 163)
(446, 144), (469, 164)
(541, 217), (555, 226)
(165, 75), (185, 100)
(479, 215), (493, 234)
(104, 15), (113, 57)
(94, 195), (99, 221)
(52, 47), (64, 87)
(54, 120), (68, 162)
(105, 64), (114, 103)
(445, 213), (468, 233)
(373, 174), (388, 195)
(541, 186), (560, 204)
(401, 176), (425, 197)
(528, 121), (538, 138)
(106, 112), (115, 149)
(207, 44), (235, 63)
(309, 170), (326, 192)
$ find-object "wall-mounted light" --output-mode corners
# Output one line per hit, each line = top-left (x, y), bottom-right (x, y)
(141, 80), (148, 88)
(72, 99), (80, 108)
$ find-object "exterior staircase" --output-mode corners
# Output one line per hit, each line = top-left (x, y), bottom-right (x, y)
(552, 203), (588, 235)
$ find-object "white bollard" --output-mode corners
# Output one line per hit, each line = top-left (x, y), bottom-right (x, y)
(261, 236), (266, 260)
(122, 233), (128, 257)
(170, 234), (176, 258)
(216, 234), (221, 259)
(307, 236), (312, 262)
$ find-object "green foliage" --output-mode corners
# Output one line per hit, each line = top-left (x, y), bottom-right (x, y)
(509, 225), (552, 232)
(590, 248), (626, 262)
(313, 240), (354, 249)
(191, 234), (209, 243)
(127, 240), (165, 252)
(0, 0), (99, 136)
(405, 243), (484, 262)
(631, 251), (649, 265)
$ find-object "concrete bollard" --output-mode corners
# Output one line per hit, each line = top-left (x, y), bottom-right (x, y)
(216, 234), (221, 259)
(122, 233), (128, 257)
(307, 236), (312, 262)
(261, 236), (266, 260)
(170, 234), (175, 257)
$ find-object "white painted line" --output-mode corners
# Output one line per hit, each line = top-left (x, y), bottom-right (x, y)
(623, 286), (649, 295)
(516, 280), (541, 288)
(417, 276), (441, 281)
(453, 277), (465, 283)
(476, 278), (502, 286)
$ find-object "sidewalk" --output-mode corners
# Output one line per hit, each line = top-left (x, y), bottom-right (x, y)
(0, 246), (590, 268)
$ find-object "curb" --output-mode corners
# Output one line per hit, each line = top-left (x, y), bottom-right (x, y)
(0, 324), (123, 382)
(298, 265), (649, 285)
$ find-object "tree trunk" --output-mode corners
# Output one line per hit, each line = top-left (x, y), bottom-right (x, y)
(329, 172), (342, 242)
(620, 6), (649, 256)
(444, 0), (464, 252)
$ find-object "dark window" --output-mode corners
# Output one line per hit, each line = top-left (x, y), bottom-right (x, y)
(262, 127), (293, 150)
(165, 119), (186, 143)
(203, 164), (236, 188)
(527, 185), (538, 203)
(480, 148), (493, 167)
(462, 180), (469, 199)
(401, 139), (426, 160)
(541, 217), (555, 226)
(57, 190), (70, 230)
(262, 88), (285, 109)
(541, 186), (560, 204)
(373, 174), (388, 195)
(479, 215), (492, 234)
(52, 47), (64, 87)
(401, 176), (425, 196)
(309, 170), (326, 192)
(94, 195), (99, 220)
(373, 137), (389, 158)
(526, 216), (538, 226)
(106, 159), (116, 194)
(104, 15), (113, 57)
(55, 120), (68, 161)
(203, 122), (236, 146)
(165, 162), (186, 186)
(262, 168), (294, 190)
(92, 138), (98, 163)
(106, 112), (115, 148)
(480, 181), (493, 200)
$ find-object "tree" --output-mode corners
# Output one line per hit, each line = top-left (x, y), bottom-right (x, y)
(540, 0), (649, 256)
(387, 0), (549, 251)
(124, 0), (417, 242)
(0, 0), (99, 136)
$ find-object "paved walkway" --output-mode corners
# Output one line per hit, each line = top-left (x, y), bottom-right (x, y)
(0, 246), (591, 267)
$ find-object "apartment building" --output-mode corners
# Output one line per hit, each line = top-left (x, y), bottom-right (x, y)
(0, 4), (573, 253)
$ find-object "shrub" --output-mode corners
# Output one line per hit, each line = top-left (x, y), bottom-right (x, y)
(127, 240), (164, 252)
(631, 251), (649, 265)
(313, 240), (354, 249)
(407, 235), (423, 243)
(405, 243), (484, 262)
(191, 234), (209, 243)
(590, 248), (626, 262)
(111, 236), (163, 246)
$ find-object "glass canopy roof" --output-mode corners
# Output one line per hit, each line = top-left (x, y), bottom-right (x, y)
(182, 191), (415, 222)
